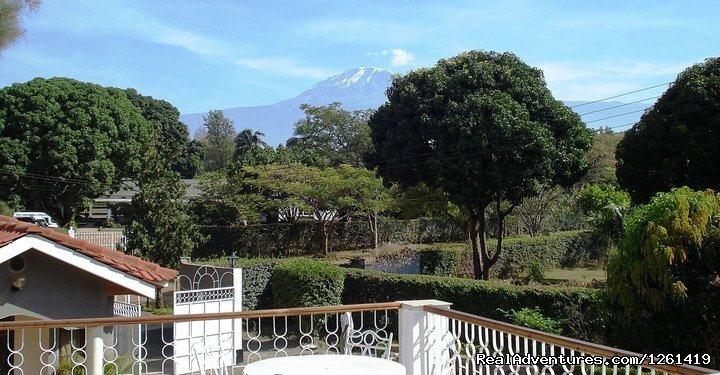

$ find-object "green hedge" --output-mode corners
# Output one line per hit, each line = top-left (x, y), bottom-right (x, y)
(195, 218), (466, 258)
(272, 258), (344, 308)
(342, 268), (607, 342)
(419, 231), (606, 279)
(237, 258), (279, 311)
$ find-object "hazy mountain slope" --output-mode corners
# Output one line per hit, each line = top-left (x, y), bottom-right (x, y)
(181, 68), (653, 147)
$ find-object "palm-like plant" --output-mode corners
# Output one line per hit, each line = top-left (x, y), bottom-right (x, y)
(233, 128), (268, 160)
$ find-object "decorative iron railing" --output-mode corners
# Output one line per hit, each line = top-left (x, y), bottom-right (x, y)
(0, 302), (400, 374)
(423, 305), (717, 375)
(0, 301), (717, 375)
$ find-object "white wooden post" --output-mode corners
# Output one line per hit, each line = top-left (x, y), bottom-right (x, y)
(86, 326), (104, 375)
(233, 267), (243, 365)
(398, 300), (452, 375)
(68, 227), (75, 238)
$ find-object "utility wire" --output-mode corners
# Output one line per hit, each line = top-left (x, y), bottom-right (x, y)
(569, 82), (672, 109)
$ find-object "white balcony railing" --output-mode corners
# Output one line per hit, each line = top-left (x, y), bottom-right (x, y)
(0, 301), (716, 375)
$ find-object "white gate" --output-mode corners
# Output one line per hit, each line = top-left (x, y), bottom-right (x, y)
(174, 265), (241, 374)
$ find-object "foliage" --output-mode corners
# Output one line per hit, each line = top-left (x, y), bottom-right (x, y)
(342, 268), (606, 340)
(125, 164), (207, 269)
(0, 0), (39, 52)
(248, 163), (391, 255)
(582, 127), (623, 185)
(0, 77), (154, 223)
(369, 50), (592, 279)
(514, 185), (568, 237)
(239, 260), (278, 310)
(287, 102), (374, 167)
(418, 247), (465, 277)
(606, 188), (720, 365)
(578, 184), (631, 243)
(607, 187), (720, 313)
(201, 109), (236, 172)
(233, 128), (268, 161)
(417, 231), (605, 279)
(0, 200), (13, 215)
(272, 258), (344, 308)
(122, 89), (201, 178)
(616, 57), (720, 203)
(196, 170), (263, 225)
(195, 218), (466, 258)
(500, 306), (563, 334)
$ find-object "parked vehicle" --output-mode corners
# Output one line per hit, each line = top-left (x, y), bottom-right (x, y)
(12, 212), (59, 228)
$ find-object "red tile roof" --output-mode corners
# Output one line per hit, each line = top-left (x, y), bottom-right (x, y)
(0, 215), (177, 285)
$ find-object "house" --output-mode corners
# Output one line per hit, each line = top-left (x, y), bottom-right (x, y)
(0, 215), (176, 373)
(81, 179), (202, 222)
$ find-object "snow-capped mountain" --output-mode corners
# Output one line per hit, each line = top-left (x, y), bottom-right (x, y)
(180, 67), (393, 147)
(180, 67), (652, 148)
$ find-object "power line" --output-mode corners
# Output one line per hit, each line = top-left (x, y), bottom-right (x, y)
(569, 82), (672, 109)
(577, 96), (658, 116)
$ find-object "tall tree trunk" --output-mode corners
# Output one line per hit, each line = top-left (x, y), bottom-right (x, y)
(467, 207), (490, 280)
(322, 222), (331, 256)
(368, 213), (379, 249)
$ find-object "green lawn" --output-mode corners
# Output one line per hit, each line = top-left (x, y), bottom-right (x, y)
(544, 267), (606, 283)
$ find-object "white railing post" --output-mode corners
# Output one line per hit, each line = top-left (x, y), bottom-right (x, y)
(233, 267), (243, 365)
(68, 226), (75, 238)
(86, 326), (104, 375)
(398, 300), (452, 375)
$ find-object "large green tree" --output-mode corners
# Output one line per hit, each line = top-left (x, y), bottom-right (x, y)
(122, 89), (203, 178)
(369, 51), (592, 279)
(287, 103), (373, 167)
(0, 0), (39, 53)
(0, 77), (154, 222)
(248, 164), (390, 255)
(616, 57), (720, 203)
(125, 161), (206, 269)
(201, 109), (236, 172)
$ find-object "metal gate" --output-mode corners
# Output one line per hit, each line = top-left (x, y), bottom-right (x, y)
(173, 265), (240, 374)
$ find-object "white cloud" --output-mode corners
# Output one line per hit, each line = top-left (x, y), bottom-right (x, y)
(390, 49), (414, 66)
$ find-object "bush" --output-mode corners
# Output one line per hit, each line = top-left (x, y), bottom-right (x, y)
(418, 247), (465, 277)
(194, 217), (466, 258)
(342, 268), (607, 341)
(500, 306), (563, 334)
(418, 231), (606, 279)
(272, 258), (344, 308)
(238, 259), (279, 310)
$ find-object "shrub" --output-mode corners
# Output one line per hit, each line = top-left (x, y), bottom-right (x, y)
(342, 268), (607, 341)
(194, 217), (466, 258)
(238, 259), (279, 310)
(418, 247), (465, 277)
(500, 306), (563, 334)
(272, 258), (344, 308)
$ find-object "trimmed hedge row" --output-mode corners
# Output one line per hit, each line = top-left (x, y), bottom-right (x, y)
(236, 257), (606, 342)
(195, 217), (466, 258)
(272, 258), (344, 308)
(418, 230), (606, 279)
(342, 268), (607, 342)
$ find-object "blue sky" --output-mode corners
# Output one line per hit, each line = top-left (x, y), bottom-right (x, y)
(0, 0), (718, 114)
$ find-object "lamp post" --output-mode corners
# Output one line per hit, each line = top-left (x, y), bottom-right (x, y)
(227, 252), (239, 268)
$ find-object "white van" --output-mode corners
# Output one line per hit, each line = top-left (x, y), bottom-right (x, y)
(12, 212), (60, 228)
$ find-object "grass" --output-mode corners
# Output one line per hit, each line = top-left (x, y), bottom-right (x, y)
(544, 267), (606, 282)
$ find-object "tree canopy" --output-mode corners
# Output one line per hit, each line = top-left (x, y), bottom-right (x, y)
(287, 102), (373, 168)
(201, 109), (236, 172)
(0, 77), (154, 222)
(616, 57), (720, 203)
(122, 88), (203, 178)
(233, 128), (268, 161)
(369, 50), (592, 279)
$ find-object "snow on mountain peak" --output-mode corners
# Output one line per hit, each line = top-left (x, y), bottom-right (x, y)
(321, 67), (393, 88)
